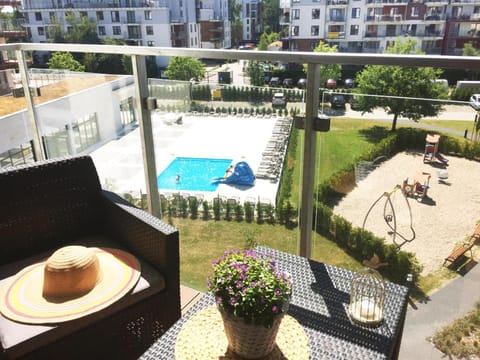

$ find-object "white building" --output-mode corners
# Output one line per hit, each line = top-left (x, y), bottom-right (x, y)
(237, 0), (262, 42)
(20, 0), (231, 67)
(279, 0), (480, 55)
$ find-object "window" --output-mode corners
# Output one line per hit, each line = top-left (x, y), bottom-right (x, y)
(311, 40), (319, 49)
(97, 11), (104, 21)
(145, 10), (152, 20)
(128, 26), (140, 39)
(312, 9), (320, 19)
(386, 25), (396, 36)
(291, 26), (299, 36)
(111, 11), (120, 22)
(146, 25), (153, 35)
(350, 24), (359, 35)
(49, 12), (56, 22)
(352, 8), (360, 18)
(147, 40), (155, 47)
(127, 11), (135, 23)
(292, 9), (300, 20)
(80, 11), (87, 18)
(98, 26), (106, 35)
(411, 6), (419, 17)
(190, 24), (193, 32)
(37, 27), (45, 36)
(35, 12), (42, 21)
(113, 26), (121, 35)
(330, 9), (345, 21)
(120, 98), (136, 128)
(67, 26), (73, 33)
(311, 25), (319, 36)
(452, 6), (462, 18)
(72, 114), (100, 153)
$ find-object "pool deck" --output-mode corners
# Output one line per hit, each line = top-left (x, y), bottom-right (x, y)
(90, 112), (288, 205)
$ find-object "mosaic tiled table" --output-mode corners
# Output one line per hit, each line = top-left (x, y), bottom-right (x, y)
(140, 246), (409, 360)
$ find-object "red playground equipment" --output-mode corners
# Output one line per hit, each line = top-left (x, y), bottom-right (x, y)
(402, 172), (431, 201)
(423, 134), (448, 165)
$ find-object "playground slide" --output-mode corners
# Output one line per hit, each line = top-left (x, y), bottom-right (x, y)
(435, 152), (449, 164)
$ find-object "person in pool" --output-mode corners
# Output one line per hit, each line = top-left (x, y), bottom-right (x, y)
(175, 174), (180, 183)
(224, 165), (234, 178)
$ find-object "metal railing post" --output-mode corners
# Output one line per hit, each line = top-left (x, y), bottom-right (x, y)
(15, 49), (44, 161)
(299, 63), (321, 258)
(131, 54), (162, 218)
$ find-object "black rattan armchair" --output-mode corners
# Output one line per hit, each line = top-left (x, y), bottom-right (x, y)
(0, 156), (180, 360)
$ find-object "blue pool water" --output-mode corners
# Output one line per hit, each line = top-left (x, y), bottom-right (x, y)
(157, 157), (233, 192)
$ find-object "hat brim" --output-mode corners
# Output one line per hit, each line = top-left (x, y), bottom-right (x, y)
(0, 247), (141, 324)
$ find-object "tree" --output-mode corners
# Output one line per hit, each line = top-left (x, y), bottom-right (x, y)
(262, 0), (282, 33)
(257, 32), (280, 51)
(47, 52), (85, 71)
(84, 38), (130, 74)
(307, 41), (341, 86)
(463, 42), (480, 56)
(63, 11), (100, 44)
(247, 61), (265, 86)
(164, 57), (205, 81)
(463, 43), (480, 80)
(228, 0), (242, 47)
(355, 37), (448, 131)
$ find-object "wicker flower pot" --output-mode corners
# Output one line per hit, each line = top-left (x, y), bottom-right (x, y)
(218, 307), (284, 359)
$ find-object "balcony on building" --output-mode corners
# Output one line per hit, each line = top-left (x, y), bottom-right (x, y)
(279, 13), (290, 25)
(326, 0), (349, 6)
(0, 19), (26, 39)
(365, 14), (404, 22)
(20, 0), (166, 9)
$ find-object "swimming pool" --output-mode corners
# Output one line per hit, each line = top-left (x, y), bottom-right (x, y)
(157, 157), (233, 192)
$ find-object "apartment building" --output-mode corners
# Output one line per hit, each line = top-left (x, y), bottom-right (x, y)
(20, 0), (231, 66)
(238, 0), (262, 42)
(280, 0), (480, 55)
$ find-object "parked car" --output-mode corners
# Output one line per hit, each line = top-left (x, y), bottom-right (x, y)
(269, 77), (280, 86)
(344, 78), (355, 88)
(272, 92), (287, 107)
(326, 79), (337, 88)
(297, 78), (307, 88)
(282, 78), (294, 87)
(330, 94), (346, 109)
(470, 94), (480, 111)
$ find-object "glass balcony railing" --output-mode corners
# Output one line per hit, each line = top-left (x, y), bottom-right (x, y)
(2, 43), (480, 358)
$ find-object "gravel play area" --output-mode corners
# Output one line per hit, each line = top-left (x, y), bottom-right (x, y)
(333, 151), (480, 275)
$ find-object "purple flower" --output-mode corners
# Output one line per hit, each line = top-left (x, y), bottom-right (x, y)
(275, 288), (282, 296)
(272, 305), (279, 313)
(229, 297), (238, 306)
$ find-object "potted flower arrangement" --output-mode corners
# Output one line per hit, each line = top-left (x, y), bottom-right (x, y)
(207, 249), (292, 359)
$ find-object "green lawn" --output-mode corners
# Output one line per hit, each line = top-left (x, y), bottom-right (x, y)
(174, 219), (363, 292)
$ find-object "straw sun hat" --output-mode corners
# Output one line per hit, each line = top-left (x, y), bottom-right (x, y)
(0, 245), (141, 324)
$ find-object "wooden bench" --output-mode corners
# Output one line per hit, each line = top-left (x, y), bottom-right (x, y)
(443, 242), (475, 267)
(443, 223), (480, 267)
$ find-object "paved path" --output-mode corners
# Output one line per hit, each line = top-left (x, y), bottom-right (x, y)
(400, 262), (480, 359)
